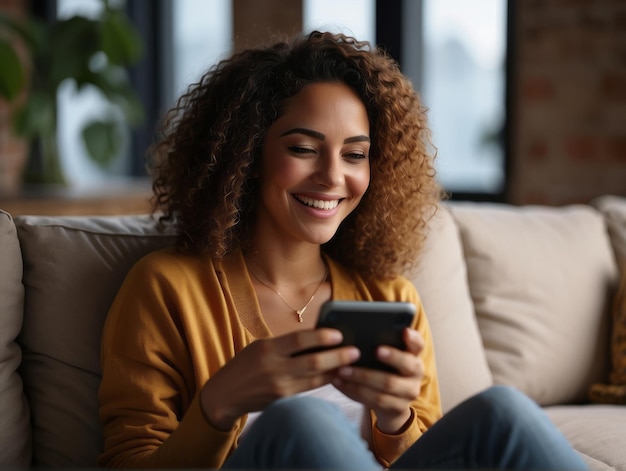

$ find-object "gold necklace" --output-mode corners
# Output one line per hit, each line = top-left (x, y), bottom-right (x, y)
(247, 262), (328, 322)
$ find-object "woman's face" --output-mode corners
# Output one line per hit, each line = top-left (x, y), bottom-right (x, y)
(255, 81), (371, 248)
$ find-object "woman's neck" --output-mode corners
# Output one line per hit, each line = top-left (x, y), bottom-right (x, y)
(243, 245), (326, 287)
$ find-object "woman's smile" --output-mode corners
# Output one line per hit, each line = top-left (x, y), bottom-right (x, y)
(293, 194), (341, 211)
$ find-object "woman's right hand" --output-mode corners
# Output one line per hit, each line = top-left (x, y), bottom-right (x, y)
(199, 328), (360, 431)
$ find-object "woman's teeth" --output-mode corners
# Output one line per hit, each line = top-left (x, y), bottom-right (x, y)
(296, 195), (339, 210)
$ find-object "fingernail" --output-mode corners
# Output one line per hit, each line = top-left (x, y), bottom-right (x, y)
(339, 367), (353, 377)
(378, 346), (390, 358)
(329, 330), (343, 342)
(348, 347), (360, 361)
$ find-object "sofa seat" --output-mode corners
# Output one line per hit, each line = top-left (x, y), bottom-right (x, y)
(544, 405), (626, 470)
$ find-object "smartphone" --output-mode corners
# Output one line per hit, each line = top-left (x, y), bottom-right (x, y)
(297, 300), (416, 372)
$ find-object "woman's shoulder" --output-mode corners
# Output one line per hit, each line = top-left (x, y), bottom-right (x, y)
(126, 246), (216, 282)
(366, 272), (419, 302)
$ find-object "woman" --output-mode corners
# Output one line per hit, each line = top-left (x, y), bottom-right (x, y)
(98, 31), (587, 470)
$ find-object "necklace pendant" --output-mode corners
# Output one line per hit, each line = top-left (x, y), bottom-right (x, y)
(246, 260), (327, 323)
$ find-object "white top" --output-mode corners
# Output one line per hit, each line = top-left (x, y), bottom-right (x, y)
(241, 384), (366, 438)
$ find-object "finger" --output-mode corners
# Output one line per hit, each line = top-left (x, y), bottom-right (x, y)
(335, 358), (422, 398)
(332, 370), (414, 412)
(333, 367), (420, 407)
(403, 328), (424, 355)
(293, 344), (361, 373)
(377, 345), (425, 378)
(274, 328), (344, 357)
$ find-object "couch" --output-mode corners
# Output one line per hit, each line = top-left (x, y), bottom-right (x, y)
(1, 195), (625, 469)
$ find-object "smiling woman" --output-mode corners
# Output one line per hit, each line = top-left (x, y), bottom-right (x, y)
(97, 30), (587, 471)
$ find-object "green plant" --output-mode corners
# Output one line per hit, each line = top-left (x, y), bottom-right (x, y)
(0, 0), (144, 184)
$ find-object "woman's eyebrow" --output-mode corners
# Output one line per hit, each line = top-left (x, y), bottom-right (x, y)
(280, 128), (325, 140)
(280, 128), (370, 144)
(344, 135), (370, 144)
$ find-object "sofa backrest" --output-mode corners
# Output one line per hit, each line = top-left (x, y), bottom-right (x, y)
(593, 195), (626, 266)
(0, 211), (30, 467)
(14, 215), (176, 467)
(448, 202), (619, 406)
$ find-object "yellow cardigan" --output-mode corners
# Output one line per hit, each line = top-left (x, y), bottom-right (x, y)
(98, 247), (442, 468)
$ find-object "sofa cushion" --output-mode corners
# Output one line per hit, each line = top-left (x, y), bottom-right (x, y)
(592, 195), (626, 264)
(610, 265), (626, 386)
(588, 262), (626, 404)
(450, 203), (618, 406)
(15, 215), (176, 467)
(544, 404), (626, 471)
(0, 210), (30, 467)
(408, 205), (492, 413)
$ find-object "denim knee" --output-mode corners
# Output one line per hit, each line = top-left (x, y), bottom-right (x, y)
(225, 395), (379, 470)
(475, 385), (545, 426)
(258, 395), (344, 431)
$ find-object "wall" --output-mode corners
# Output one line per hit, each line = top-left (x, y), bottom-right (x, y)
(233, 0), (301, 52)
(510, 0), (626, 205)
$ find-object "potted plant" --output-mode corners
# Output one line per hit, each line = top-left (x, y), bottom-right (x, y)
(0, 0), (143, 186)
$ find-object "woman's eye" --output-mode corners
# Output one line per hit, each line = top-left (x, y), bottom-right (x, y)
(345, 152), (368, 160)
(288, 146), (315, 154)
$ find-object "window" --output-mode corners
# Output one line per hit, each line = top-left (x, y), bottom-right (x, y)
(419, 0), (508, 196)
(303, 0), (375, 43)
(171, 0), (232, 102)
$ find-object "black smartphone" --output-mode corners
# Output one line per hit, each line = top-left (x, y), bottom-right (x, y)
(296, 300), (416, 373)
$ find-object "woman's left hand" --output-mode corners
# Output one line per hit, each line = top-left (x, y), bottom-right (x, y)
(331, 327), (425, 434)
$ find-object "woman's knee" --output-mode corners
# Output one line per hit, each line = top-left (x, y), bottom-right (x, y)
(477, 385), (535, 409)
(259, 395), (342, 430)
(472, 385), (549, 431)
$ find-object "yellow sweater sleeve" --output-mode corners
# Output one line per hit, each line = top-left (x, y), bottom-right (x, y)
(98, 249), (249, 468)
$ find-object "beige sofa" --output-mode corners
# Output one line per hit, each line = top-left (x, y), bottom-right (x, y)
(1, 196), (625, 469)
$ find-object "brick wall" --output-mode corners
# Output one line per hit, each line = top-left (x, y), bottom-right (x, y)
(510, 0), (626, 204)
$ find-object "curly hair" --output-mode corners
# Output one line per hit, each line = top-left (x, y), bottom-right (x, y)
(151, 30), (442, 280)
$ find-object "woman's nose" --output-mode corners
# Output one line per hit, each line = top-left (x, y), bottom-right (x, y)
(313, 153), (345, 188)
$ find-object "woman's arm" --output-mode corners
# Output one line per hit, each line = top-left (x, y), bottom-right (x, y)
(98, 252), (243, 468)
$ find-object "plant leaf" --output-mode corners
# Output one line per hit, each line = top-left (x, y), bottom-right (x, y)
(48, 16), (100, 86)
(12, 91), (55, 139)
(81, 119), (122, 167)
(101, 10), (142, 66)
(0, 12), (39, 51)
(0, 39), (25, 100)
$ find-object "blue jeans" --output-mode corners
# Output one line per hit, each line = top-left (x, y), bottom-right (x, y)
(222, 385), (588, 470)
